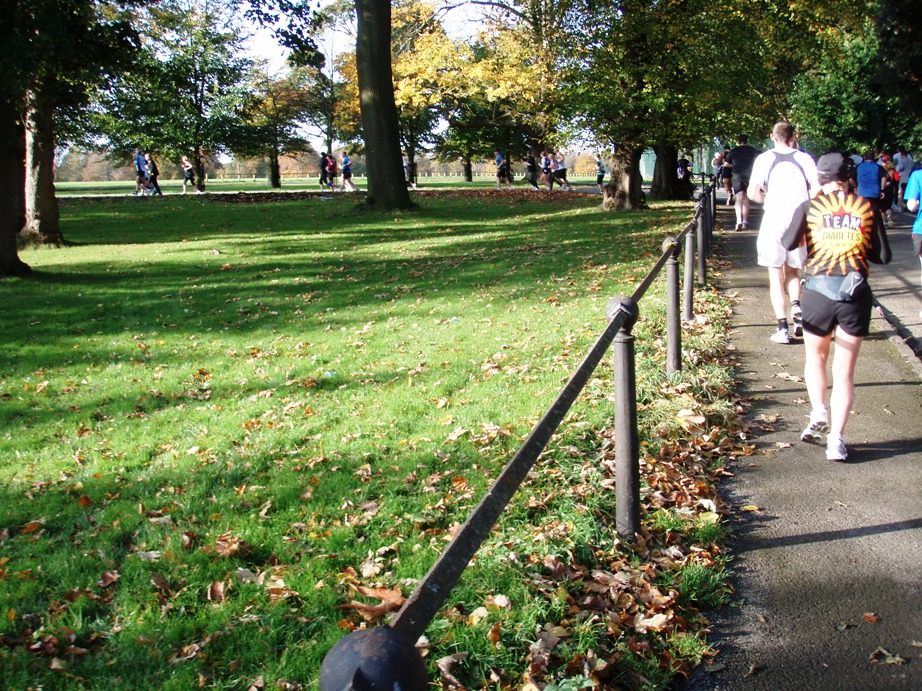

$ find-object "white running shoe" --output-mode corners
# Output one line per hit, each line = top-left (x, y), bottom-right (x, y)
(826, 435), (848, 462)
(770, 328), (790, 344)
(800, 414), (829, 444)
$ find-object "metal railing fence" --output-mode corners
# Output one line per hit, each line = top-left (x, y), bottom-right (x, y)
(320, 189), (716, 690)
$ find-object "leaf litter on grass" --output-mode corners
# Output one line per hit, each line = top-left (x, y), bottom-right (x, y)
(1, 194), (744, 689)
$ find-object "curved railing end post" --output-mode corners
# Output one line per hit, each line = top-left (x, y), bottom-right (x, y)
(319, 627), (428, 691)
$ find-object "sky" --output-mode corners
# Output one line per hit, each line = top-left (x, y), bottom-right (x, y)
(244, 2), (482, 74)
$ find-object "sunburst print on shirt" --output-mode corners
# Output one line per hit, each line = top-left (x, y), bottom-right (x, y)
(804, 193), (874, 277)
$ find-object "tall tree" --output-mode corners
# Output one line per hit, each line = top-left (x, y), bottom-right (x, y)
(436, 3), (566, 159)
(562, 0), (670, 209)
(391, 1), (460, 179)
(0, 0), (139, 273)
(98, 0), (254, 190)
(433, 125), (491, 181)
(294, 62), (349, 156)
(236, 69), (315, 187)
(562, 0), (867, 209)
(790, 23), (893, 152)
(875, 0), (922, 147)
(23, 84), (63, 246)
(354, 0), (414, 209)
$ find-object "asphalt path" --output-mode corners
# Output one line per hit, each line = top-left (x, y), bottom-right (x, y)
(683, 195), (922, 690)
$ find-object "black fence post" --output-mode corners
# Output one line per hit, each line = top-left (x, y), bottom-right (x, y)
(696, 210), (707, 287)
(703, 191), (714, 258)
(705, 185), (715, 256)
(664, 237), (681, 375)
(607, 296), (641, 538)
(683, 227), (695, 321)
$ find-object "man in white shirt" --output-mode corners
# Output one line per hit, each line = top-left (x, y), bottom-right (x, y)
(893, 146), (915, 211)
(747, 121), (819, 344)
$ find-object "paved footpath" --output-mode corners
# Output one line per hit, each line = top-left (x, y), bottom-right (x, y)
(684, 197), (922, 690)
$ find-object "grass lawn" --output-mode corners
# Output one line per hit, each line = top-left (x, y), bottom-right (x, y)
(1, 191), (743, 689)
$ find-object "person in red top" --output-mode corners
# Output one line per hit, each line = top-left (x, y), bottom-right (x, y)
(782, 152), (891, 462)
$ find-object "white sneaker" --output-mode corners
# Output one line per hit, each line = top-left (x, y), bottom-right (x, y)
(770, 328), (790, 344)
(826, 435), (848, 462)
(800, 413), (829, 444)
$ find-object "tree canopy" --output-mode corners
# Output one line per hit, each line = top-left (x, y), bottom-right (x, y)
(4, 0), (920, 276)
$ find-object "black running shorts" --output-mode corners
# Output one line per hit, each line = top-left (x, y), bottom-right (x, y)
(801, 283), (873, 338)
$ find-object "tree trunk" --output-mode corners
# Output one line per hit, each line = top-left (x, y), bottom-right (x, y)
(22, 86), (63, 247)
(650, 145), (675, 200)
(269, 148), (281, 188)
(354, 0), (413, 211)
(463, 157), (472, 182)
(602, 145), (645, 211)
(194, 152), (206, 192)
(650, 145), (692, 200)
(0, 97), (31, 276)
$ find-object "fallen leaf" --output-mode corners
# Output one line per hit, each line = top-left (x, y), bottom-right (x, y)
(207, 581), (226, 602)
(863, 612), (880, 624)
(446, 426), (468, 442)
(487, 621), (502, 646)
(135, 551), (161, 562)
(744, 663), (764, 677)
(467, 606), (489, 626)
(150, 573), (170, 592)
(21, 521), (43, 535)
(676, 409), (707, 433)
(485, 594), (511, 611)
(436, 652), (468, 688)
(337, 584), (405, 622)
(214, 533), (251, 558)
(869, 647), (905, 665)
(236, 568), (258, 583)
(634, 612), (670, 633)
(96, 572), (120, 588)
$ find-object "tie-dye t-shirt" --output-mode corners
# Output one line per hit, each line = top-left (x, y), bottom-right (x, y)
(801, 193), (877, 278)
